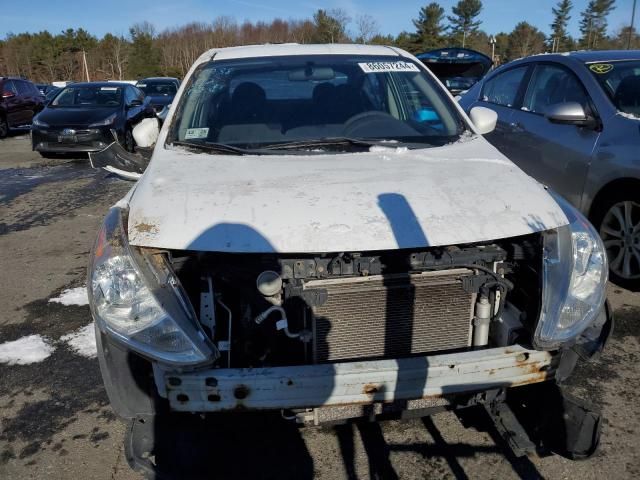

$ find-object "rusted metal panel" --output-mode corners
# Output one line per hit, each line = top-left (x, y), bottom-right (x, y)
(163, 345), (556, 413)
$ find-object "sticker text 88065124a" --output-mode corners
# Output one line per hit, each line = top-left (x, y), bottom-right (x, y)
(358, 61), (421, 74)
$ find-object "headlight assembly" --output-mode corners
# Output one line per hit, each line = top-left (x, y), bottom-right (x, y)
(535, 194), (608, 349)
(89, 113), (117, 127)
(89, 207), (216, 365)
(32, 116), (49, 128)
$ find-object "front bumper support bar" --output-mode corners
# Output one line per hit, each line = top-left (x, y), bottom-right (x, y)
(162, 345), (556, 412)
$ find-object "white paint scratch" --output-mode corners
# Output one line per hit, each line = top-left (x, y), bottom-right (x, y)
(0, 335), (55, 365)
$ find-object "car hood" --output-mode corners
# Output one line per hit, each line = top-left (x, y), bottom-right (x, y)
(126, 137), (568, 253)
(38, 107), (119, 127)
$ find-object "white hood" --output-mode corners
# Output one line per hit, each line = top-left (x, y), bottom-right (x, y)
(126, 137), (568, 253)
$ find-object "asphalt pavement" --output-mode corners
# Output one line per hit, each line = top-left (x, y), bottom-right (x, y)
(0, 133), (639, 479)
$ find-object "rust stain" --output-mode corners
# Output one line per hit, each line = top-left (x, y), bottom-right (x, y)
(133, 221), (158, 234)
(363, 384), (380, 395)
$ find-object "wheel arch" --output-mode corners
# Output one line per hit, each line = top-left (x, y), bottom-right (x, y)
(588, 177), (640, 222)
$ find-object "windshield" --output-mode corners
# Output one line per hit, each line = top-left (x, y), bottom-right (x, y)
(136, 81), (177, 96)
(169, 55), (466, 152)
(587, 60), (640, 118)
(51, 86), (123, 107)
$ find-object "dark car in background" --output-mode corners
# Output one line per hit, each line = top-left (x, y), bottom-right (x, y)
(44, 86), (62, 103)
(459, 50), (640, 288)
(135, 77), (179, 113)
(31, 82), (154, 156)
(0, 77), (45, 138)
(417, 48), (492, 96)
(35, 83), (58, 96)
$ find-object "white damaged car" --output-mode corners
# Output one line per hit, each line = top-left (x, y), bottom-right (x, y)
(89, 44), (612, 474)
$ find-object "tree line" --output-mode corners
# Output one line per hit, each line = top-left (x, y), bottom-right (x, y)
(0, 1), (637, 83)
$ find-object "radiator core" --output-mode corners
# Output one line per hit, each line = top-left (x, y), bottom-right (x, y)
(308, 270), (474, 363)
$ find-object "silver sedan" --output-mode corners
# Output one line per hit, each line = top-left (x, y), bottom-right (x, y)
(460, 50), (640, 289)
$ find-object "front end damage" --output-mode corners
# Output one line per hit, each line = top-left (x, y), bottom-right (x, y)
(90, 207), (612, 473)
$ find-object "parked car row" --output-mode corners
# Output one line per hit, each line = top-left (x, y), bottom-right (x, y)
(0, 76), (180, 148)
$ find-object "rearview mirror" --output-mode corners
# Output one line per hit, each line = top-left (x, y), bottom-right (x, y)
(545, 102), (596, 127)
(469, 106), (498, 135)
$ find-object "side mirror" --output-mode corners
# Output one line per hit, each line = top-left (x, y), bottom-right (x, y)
(2, 90), (15, 99)
(128, 99), (143, 108)
(469, 106), (498, 135)
(132, 117), (160, 148)
(545, 102), (596, 127)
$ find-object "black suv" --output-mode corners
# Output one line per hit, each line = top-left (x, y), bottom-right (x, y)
(0, 77), (45, 138)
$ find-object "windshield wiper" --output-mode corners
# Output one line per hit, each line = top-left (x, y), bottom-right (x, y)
(261, 137), (383, 151)
(172, 140), (247, 155)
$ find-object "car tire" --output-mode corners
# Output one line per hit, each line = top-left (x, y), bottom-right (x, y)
(592, 188), (640, 291)
(124, 128), (135, 153)
(0, 116), (8, 139)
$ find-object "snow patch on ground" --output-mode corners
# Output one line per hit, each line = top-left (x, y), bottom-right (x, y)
(49, 287), (89, 306)
(60, 323), (97, 358)
(0, 335), (55, 365)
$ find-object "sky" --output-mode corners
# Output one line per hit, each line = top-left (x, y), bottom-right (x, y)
(0, 0), (637, 40)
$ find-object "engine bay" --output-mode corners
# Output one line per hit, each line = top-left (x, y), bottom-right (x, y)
(168, 234), (542, 369)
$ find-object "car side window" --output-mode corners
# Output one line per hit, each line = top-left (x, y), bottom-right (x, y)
(3, 80), (18, 95)
(134, 87), (145, 100)
(28, 82), (41, 96)
(14, 81), (31, 96)
(481, 66), (528, 108)
(124, 87), (137, 105)
(522, 64), (591, 115)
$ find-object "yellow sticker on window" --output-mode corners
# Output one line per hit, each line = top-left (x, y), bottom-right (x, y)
(589, 63), (614, 74)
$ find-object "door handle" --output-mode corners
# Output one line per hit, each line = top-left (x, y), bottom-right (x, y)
(509, 121), (525, 133)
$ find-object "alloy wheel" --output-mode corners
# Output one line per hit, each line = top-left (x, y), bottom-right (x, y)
(600, 200), (640, 280)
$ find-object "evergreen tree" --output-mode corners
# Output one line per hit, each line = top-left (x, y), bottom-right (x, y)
(127, 22), (161, 79)
(579, 0), (616, 49)
(447, 0), (483, 48)
(550, 0), (574, 52)
(413, 3), (447, 50)
(507, 22), (547, 60)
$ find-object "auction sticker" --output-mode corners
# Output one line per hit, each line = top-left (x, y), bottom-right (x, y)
(589, 63), (614, 74)
(359, 61), (420, 73)
(185, 127), (209, 139)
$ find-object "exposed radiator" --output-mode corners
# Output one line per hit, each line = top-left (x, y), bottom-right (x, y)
(307, 269), (474, 363)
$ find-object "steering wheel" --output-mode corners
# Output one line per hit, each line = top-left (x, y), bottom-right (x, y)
(343, 111), (397, 132)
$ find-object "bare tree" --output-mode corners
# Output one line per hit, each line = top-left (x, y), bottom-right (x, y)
(355, 14), (380, 44)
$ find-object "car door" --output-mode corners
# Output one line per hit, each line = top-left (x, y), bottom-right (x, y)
(506, 62), (600, 207)
(468, 65), (531, 160)
(14, 80), (37, 125)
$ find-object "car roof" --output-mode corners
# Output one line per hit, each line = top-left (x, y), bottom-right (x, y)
(195, 43), (404, 64)
(62, 81), (130, 88)
(138, 77), (179, 82)
(563, 50), (640, 63)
